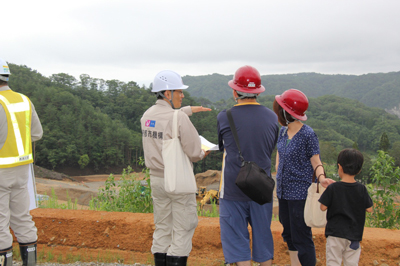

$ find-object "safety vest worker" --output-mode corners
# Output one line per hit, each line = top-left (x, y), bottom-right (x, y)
(0, 89), (33, 168)
(0, 58), (43, 266)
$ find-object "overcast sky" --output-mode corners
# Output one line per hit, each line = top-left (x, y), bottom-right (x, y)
(2, 0), (400, 87)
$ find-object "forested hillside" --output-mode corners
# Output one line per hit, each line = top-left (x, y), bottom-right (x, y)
(6, 63), (400, 182)
(183, 71), (400, 111)
(7, 64), (219, 174)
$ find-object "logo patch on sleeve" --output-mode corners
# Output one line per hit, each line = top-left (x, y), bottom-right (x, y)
(2, 65), (10, 74)
(145, 120), (156, 127)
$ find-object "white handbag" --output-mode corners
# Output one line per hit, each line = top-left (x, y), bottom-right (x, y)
(304, 165), (327, 228)
(162, 110), (197, 194)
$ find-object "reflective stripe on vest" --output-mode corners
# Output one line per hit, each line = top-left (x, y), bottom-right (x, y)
(0, 93), (33, 166)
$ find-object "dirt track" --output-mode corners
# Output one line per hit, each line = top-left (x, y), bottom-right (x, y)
(35, 174), (125, 207)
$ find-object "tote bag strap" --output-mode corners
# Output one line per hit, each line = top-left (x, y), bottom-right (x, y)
(312, 164), (325, 193)
(172, 110), (179, 139)
(226, 109), (245, 165)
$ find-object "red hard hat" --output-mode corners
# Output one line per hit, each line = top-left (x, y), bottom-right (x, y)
(228, 65), (265, 94)
(275, 89), (308, 121)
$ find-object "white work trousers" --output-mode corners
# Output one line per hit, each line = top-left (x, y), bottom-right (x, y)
(150, 175), (198, 257)
(0, 164), (37, 249)
(326, 236), (361, 266)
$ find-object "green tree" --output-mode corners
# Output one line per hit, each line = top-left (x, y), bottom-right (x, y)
(319, 141), (338, 163)
(356, 153), (372, 184)
(78, 154), (90, 169)
(367, 151), (400, 229)
(352, 141), (359, 150)
(389, 141), (400, 167)
(379, 132), (390, 151)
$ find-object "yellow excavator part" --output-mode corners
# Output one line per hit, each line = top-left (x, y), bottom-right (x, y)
(200, 189), (219, 209)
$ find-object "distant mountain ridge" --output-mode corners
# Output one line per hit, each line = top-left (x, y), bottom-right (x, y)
(183, 71), (400, 112)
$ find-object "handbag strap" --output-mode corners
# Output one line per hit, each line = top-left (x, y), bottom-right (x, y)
(172, 110), (179, 139)
(312, 164), (325, 193)
(226, 109), (245, 165)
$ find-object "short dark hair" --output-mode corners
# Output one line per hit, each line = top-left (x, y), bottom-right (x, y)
(236, 91), (257, 100)
(0, 75), (8, 86)
(156, 91), (166, 99)
(273, 99), (295, 126)
(337, 148), (364, 175)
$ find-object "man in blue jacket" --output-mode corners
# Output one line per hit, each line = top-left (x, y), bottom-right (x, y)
(217, 65), (279, 266)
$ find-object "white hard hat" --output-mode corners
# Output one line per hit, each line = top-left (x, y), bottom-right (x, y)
(151, 70), (188, 93)
(0, 58), (10, 82)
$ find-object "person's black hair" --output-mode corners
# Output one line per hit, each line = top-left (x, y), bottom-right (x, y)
(236, 91), (257, 100)
(0, 75), (9, 86)
(337, 148), (364, 175)
(273, 99), (295, 126)
(156, 91), (166, 99)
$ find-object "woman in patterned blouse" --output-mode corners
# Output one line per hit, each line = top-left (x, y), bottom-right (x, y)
(273, 89), (334, 266)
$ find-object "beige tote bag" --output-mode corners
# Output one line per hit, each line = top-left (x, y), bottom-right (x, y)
(162, 110), (197, 194)
(304, 165), (327, 228)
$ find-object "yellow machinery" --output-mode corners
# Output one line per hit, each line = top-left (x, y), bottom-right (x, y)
(198, 186), (219, 209)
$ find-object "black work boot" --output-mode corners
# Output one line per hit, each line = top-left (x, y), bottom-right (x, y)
(154, 252), (167, 266)
(0, 246), (13, 266)
(19, 242), (37, 266)
(166, 255), (188, 266)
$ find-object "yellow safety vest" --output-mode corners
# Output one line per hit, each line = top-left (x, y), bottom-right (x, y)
(0, 90), (33, 168)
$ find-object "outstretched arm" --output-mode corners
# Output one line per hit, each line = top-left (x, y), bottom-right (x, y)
(191, 106), (212, 113)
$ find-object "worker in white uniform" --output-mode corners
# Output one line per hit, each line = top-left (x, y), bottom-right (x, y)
(0, 58), (43, 266)
(141, 70), (210, 266)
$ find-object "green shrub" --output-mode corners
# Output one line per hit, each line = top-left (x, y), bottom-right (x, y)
(197, 199), (219, 217)
(39, 188), (78, 210)
(89, 165), (153, 213)
(366, 150), (400, 229)
(78, 154), (90, 169)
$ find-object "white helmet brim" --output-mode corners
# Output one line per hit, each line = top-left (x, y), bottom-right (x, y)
(152, 70), (189, 92)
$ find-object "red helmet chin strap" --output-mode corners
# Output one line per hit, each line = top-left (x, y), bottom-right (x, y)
(283, 109), (298, 125)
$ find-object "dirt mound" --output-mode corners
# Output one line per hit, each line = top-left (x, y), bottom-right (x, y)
(195, 170), (221, 187)
(34, 165), (72, 181)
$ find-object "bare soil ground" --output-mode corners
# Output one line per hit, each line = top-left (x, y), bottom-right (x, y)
(28, 167), (400, 266)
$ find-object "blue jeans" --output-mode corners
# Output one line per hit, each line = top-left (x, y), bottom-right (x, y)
(219, 198), (274, 264)
(279, 198), (316, 266)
